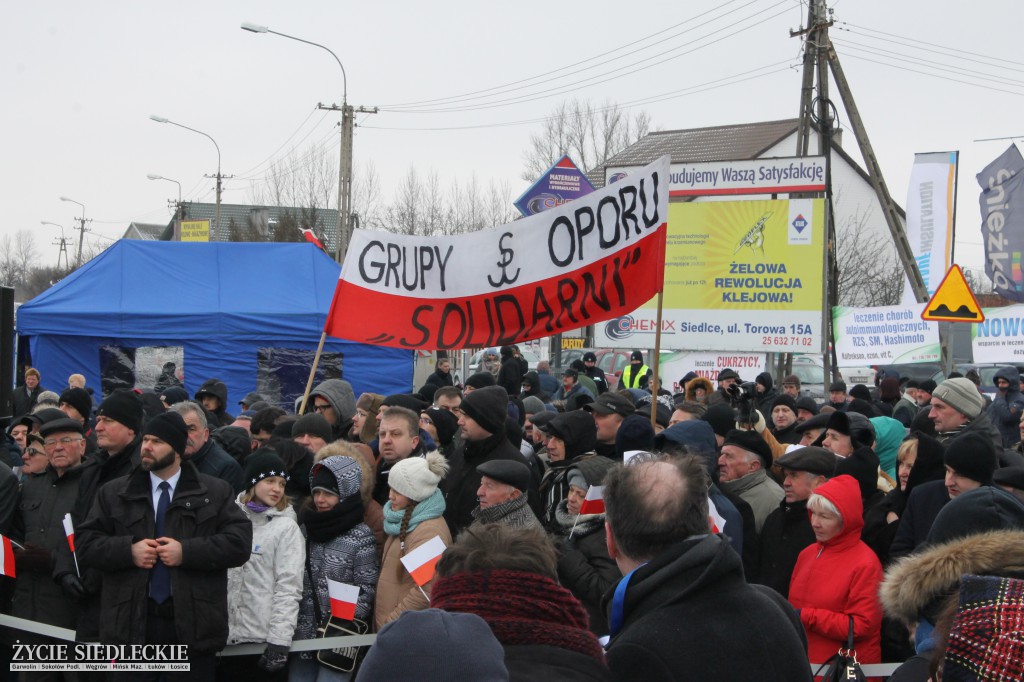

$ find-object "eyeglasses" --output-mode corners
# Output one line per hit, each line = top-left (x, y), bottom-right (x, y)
(313, 404), (331, 413)
(44, 437), (83, 450)
(419, 416), (434, 425)
(26, 448), (47, 457)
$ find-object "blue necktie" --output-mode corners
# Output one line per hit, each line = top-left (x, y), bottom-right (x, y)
(149, 481), (172, 604)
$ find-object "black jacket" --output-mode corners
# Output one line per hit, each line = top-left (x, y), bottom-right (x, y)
(497, 355), (525, 399)
(188, 438), (245, 494)
(888, 480), (950, 560)
(77, 461), (252, 652)
(752, 498), (817, 598)
(12, 384), (43, 418)
(557, 525), (621, 635)
(443, 430), (539, 534)
(604, 534), (811, 682)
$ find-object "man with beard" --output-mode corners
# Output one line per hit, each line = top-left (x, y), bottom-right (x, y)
(78, 412), (251, 680)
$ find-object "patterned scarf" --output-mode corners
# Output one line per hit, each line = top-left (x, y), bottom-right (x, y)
(431, 569), (605, 662)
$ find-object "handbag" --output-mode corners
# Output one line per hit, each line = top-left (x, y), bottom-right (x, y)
(813, 617), (867, 682)
(306, 556), (371, 674)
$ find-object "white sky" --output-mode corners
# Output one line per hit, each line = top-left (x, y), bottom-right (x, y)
(3, 0), (1021, 275)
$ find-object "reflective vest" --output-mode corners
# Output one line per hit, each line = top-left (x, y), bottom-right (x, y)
(621, 363), (650, 389)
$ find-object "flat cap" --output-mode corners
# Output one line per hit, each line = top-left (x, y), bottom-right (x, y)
(994, 466), (1024, 492)
(775, 446), (837, 477)
(583, 392), (634, 418)
(476, 459), (531, 492)
(38, 417), (86, 438)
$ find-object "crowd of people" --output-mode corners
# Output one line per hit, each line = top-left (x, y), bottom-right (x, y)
(2, 353), (1024, 682)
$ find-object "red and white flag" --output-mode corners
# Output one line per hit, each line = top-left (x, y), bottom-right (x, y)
(324, 157), (669, 348)
(579, 485), (605, 515)
(302, 229), (326, 251)
(400, 535), (447, 587)
(326, 579), (359, 621)
(63, 513), (75, 552)
(708, 498), (727, 534)
(0, 534), (15, 578)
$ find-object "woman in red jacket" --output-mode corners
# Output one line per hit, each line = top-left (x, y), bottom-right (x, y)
(788, 474), (883, 668)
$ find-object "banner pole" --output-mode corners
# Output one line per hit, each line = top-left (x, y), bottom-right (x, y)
(649, 289), (665, 427)
(299, 331), (328, 415)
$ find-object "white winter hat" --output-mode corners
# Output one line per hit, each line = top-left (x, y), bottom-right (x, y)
(388, 451), (449, 502)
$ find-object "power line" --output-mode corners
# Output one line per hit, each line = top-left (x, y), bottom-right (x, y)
(832, 39), (1024, 89)
(835, 48), (1024, 97)
(837, 21), (1024, 69)
(232, 107), (330, 179)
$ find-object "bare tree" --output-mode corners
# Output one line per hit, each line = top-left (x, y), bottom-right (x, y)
(521, 99), (651, 180)
(834, 210), (905, 306)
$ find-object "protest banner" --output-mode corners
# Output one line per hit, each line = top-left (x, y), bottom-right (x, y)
(833, 305), (940, 367)
(901, 152), (957, 305)
(594, 198), (824, 352)
(324, 157), (669, 350)
(972, 304), (1024, 363)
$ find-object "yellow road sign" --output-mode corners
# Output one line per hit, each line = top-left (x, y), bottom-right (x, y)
(921, 264), (985, 323)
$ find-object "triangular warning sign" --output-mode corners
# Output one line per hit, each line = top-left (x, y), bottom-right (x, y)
(921, 264), (985, 323)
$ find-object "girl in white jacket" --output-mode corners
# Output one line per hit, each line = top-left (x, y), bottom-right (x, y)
(225, 448), (306, 680)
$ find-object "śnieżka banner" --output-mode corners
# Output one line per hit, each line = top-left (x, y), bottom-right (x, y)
(325, 156), (669, 349)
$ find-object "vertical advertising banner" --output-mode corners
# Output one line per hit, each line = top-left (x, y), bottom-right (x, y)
(833, 305), (940, 367)
(593, 199), (824, 352)
(901, 152), (957, 305)
(514, 155), (595, 217)
(978, 144), (1024, 302)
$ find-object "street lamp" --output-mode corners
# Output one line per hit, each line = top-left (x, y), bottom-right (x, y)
(147, 174), (182, 205)
(148, 174), (184, 240)
(241, 21), (356, 262)
(149, 115), (223, 240)
(59, 196), (88, 266)
(41, 221), (72, 269)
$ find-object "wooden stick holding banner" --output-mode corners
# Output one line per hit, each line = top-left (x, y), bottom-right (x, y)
(649, 289), (664, 427)
(299, 331), (328, 415)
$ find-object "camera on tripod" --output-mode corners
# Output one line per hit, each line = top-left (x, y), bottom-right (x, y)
(728, 381), (759, 427)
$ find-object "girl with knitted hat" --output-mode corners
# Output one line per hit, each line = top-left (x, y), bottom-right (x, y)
(226, 448), (306, 680)
(373, 451), (452, 630)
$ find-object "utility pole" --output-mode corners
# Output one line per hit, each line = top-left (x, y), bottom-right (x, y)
(319, 102), (378, 262)
(52, 235), (70, 270)
(791, 0), (933, 377)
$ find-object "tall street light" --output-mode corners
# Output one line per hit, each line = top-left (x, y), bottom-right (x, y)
(148, 174), (184, 239)
(41, 221), (72, 269)
(59, 196), (88, 266)
(241, 21), (376, 262)
(149, 115), (224, 241)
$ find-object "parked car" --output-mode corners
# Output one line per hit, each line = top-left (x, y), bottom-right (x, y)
(872, 364), (945, 385)
(955, 363), (1024, 400)
(555, 348), (649, 391)
(467, 347), (541, 375)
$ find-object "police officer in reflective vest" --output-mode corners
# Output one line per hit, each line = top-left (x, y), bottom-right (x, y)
(620, 351), (651, 390)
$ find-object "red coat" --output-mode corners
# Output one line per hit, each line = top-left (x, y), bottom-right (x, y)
(788, 475), (883, 667)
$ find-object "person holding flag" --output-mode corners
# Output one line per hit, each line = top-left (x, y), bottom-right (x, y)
(291, 455), (378, 682)
(11, 418), (96, 646)
(374, 451), (451, 630)
(551, 456), (620, 635)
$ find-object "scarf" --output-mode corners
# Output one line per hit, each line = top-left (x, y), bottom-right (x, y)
(299, 495), (365, 543)
(246, 500), (271, 514)
(431, 569), (605, 663)
(382, 489), (446, 537)
(552, 499), (603, 538)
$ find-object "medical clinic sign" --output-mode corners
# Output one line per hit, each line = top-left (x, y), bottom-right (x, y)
(325, 157), (669, 349)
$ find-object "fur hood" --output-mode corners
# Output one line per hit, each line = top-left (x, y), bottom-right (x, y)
(685, 376), (714, 402)
(879, 529), (1024, 624)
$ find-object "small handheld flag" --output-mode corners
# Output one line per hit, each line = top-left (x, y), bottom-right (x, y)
(400, 535), (447, 587)
(0, 534), (16, 578)
(708, 497), (727, 534)
(579, 486), (605, 516)
(63, 513), (81, 577)
(326, 579), (359, 621)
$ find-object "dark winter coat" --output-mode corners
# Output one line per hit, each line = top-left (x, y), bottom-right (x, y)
(309, 378), (357, 441)
(188, 437), (245, 494)
(584, 366), (609, 395)
(12, 383), (43, 418)
(988, 366), (1024, 447)
(503, 644), (612, 682)
(888, 480), (950, 559)
(497, 353), (525, 399)
(424, 366), (454, 390)
(442, 430), (539, 534)
(77, 461), (252, 652)
(196, 378), (235, 427)
(752, 497), (817, 598)
(604, 534), (811, 682)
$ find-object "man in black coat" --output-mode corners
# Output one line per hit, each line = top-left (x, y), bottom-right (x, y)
(443, 386), (539, 534)
(169, 401), (245, 493)
(602, 454), (811, 682)
(78, 411), (251, 680)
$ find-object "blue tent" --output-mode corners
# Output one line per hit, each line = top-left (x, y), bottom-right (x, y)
(16, 241), (412, 409)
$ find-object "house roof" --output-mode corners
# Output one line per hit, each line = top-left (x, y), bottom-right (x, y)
(612, 118), (800, 166)
(122, 222), (167, 240)
(160, 202), (340, 249)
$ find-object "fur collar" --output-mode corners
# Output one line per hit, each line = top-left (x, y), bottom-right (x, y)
(880, 530), (1024, 623)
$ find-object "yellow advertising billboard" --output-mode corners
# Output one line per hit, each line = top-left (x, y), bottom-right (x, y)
(180, 220), (210, 242)
(595, 198), (825, 352)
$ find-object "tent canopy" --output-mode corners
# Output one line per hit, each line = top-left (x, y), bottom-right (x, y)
(16, 241), (412, 408)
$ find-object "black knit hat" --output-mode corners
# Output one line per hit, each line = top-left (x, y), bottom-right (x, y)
(829, 380), (847, 393)
(943, 432), (998, 485)
(703, 403), (736, 438)
(159, 386), (189, 406)
(310, 462), (340, 496)
(381, 393), (430, 413)
(616, 414), (656, 459)
(143, 411), (189, 456)
(465, 372), (496, 390)
(424, 407), (458, 447)
(97, 389), (144, 433)
(771, 394), (797, 414)
(723, 429), (773, 467)
(291, 413), (333, 442)
(59, 388), (91, 420)
(795, 396), (819, 416)
(717, 368), (739, 382)
(460, 386), (508, 435)
(849, 384), (872, 402)
(243, 447), (290, 489)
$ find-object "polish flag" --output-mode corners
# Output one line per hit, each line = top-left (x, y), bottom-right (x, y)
(579, 486), (605, 515)
(708, 498), (727, 534)
(302, 229), (325, 251)
(63, 513), (75, 553)
(327, 579), (359, 621)
(0, 534), (15, 578)
(400, 535), (447, 587)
